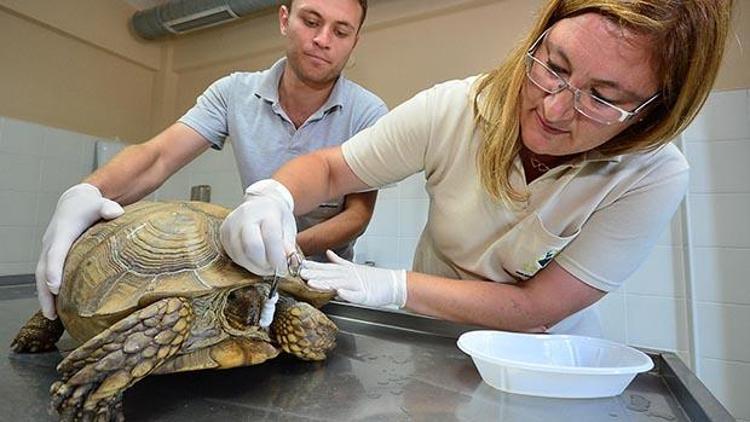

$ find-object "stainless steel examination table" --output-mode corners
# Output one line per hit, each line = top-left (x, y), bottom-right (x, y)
(0, 279), (734, 421)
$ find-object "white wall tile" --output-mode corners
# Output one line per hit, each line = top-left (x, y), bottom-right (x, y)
(692, 247), (750, 305)
(353, 237), (370, 264)
(683, 90), (750, 142)
(688, 194), (750, 248)
(35, 193), (59, 228)
(398, 198), (428, 237)
(78, 135), (98, 171)
(0, 154), (41, 192)
(696, 302), (750, 362)
(0, 118), (44, 156)
(30, 227), (43, 265)
(626, 295), (688, 352)
(363, 236), (400, 269)
(655, 212), (684, 247)
(624, 246), (685, 297)
(41, 127), (88, 163)
(397, 237), (419, 270)
(0, 227), (34, 263)
(685, 139), (750, 193)
(700, 358), (750, 421)
(39, 158), (89, 194)
(94, 139), (126, 168)
(0, 190), (37, 227)
(0, 262), (35, 276)
(154, 167), (192, 201)
(376, 182), (399, 200)
(189, 144), (238, 173)
(364, 198), (398, 237)
(595, 292), (627, 344)
(398, 172), (428, 199)
(191, 170), (243, 209)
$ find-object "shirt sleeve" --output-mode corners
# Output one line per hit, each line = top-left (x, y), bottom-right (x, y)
(342, 86), (435, 188)
(555, 158), (689, 292)
(178, 74), (233, 150)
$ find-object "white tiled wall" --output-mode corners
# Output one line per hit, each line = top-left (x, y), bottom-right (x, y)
(680, 89), (750, 421)
(0, 116), (242, 276)
(353, 173), (428, 269)
(0, 117), (97, 276)
(152, 140), (243, 207)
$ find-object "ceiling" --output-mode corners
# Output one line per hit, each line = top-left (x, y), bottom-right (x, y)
(122, 0), (170, 10)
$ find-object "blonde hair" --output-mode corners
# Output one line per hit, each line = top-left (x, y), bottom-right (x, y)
(474, 0), (734, 204)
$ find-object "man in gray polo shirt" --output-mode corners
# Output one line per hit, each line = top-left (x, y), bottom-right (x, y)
(33, 0), (386, 322)
(181, 55), (385, 263)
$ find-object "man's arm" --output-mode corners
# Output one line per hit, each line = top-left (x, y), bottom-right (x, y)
(296, 190), (377, 257)
(87, 123), (210, 204)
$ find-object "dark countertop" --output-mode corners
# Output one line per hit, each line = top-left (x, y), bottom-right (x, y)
(0, 282), (733, 421)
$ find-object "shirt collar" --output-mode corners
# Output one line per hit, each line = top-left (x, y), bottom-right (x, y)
(255, 58), (286, 103)
(255, 57), (346, 115)
(579, 150), (623, 165)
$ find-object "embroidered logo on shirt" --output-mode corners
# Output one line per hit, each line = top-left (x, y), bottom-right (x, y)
(515, 249), (558, 280)
(537, 250), (556, 268)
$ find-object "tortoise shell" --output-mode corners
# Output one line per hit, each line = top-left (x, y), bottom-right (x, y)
(56, 201), (333, 342)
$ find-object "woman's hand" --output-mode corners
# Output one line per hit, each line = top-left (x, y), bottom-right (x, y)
(301, 251), (407, 308)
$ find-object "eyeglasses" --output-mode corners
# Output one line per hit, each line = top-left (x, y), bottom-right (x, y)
(525, 29), (659, 125)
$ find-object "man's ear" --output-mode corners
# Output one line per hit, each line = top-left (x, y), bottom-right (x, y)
(279, 5), (290, 35)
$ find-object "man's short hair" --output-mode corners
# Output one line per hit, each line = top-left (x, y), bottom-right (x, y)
(286, 0), (368, 30)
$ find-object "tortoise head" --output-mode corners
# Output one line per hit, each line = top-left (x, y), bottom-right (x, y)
(223, 284), (271, 331)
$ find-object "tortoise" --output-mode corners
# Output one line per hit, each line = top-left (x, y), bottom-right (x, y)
(11, 201), (338, 421)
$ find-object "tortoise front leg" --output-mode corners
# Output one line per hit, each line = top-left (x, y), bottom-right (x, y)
(11, 310), (65, 353)
(51, 297), (193, 422)
(271, 296), (338, 361)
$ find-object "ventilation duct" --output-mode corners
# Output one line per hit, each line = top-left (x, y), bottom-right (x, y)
(132, 0), (279, 40)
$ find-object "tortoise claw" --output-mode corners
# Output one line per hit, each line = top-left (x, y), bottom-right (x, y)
(11, 310), (65, 353)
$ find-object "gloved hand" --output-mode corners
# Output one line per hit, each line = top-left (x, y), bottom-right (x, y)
(258, 291), (279, 329)
(220, 179), (297, 276)
(36, 183), (124, 319)
(301, 250), (408, 308)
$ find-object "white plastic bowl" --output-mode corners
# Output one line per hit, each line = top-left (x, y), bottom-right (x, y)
(457, 330), (653, 399)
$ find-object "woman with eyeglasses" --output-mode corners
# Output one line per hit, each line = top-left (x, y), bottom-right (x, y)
(219, 0), (734, 336)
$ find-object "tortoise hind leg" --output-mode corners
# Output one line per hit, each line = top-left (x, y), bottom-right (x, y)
(51, 297), (192, 422)
(271, 296), (338, 361)
(11, 310), (65, 353)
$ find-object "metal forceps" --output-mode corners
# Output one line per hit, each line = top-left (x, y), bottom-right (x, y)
(268, 251), (303, 299)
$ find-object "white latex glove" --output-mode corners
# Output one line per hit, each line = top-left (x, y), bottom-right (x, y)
(220, 179), (297, 276)
(35, 183), (124, 319)
(301, 250), (408, 308)
(258, 292), (279, 329)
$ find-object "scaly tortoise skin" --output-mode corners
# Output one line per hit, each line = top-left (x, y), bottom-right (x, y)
(11, 201), (337, 421)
